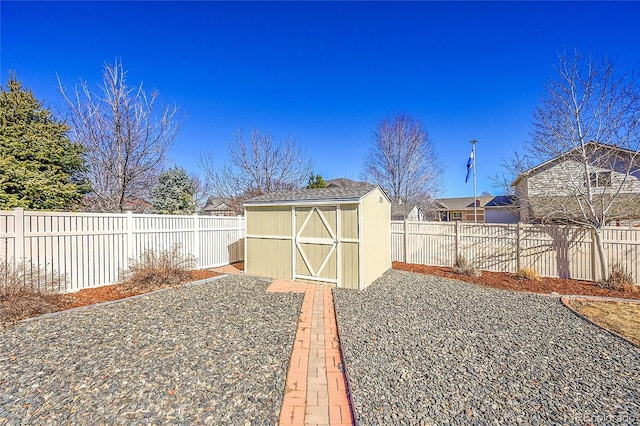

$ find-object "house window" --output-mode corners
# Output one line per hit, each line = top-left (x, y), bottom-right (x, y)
(589, 171), (612, 187)
(452, 212), (463, 220)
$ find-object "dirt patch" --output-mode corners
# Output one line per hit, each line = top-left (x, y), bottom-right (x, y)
(392, 261), (640, 300)
(187, 269), (220, 282)
(566, 299), (640, 346)
(61, 269), (219, 310)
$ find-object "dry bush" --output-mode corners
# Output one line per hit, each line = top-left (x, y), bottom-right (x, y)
(515, 266), (542, 281)
(452, 255), (481, 277)
(0, 261), (66, 324)
(598, 264), (637, 293)
(120, 245), (196, 292)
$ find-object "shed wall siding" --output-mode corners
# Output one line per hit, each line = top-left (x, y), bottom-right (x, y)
(341, 241), (360, 289)
(246, 237), (292, 279)
(361, 189), (391, 288)
(246, 206), (292, 236)
(340, 205), (359, 240)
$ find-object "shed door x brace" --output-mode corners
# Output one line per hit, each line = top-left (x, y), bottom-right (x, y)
(294, 206), (338, 284)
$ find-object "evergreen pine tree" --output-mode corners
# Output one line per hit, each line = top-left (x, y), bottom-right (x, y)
(151, 167), (196, 214)
(306, 173), (327, 188)
(0, 74), (88, 210)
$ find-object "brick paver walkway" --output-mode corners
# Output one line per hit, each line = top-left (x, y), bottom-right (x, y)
(268, 279), (353, 426)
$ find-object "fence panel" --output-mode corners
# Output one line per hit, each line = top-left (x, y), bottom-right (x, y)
(517, 225), (592, 280)
(409, 222), (455, 267)
(459, 223), (518, 272)
(132, 214), (195, 263)
(391, 220), (639, 285)
(197, 216), (245, 268)
(22, 212), (128, 292)
(602, 227), (640, 284)
(0, 209), (246, 292)
(0, 212), (16, 264)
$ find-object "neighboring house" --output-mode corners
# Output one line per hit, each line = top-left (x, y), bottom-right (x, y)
(327, 178), (426, 221)
(391, 203), (424, 221)
(81, 195), (152, 213)
(201, 197), (236, 216)
(512, 142), (640, 224)
(484, 195), (519, 224)
(434, 196), (495, 223)
(122, 198), (152, 213)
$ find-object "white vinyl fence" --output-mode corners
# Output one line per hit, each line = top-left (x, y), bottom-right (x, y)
(0, 209), (245, 292)
(391, 221), (640, 285)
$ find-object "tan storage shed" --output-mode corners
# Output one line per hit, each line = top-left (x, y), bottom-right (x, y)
(244, 185), (391, 289)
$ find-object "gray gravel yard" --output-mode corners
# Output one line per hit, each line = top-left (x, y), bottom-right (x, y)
(334, 270), (640, 425)
(0, 275), (302, 425)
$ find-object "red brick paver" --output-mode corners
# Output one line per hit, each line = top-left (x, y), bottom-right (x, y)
(268, 279), (353, 426)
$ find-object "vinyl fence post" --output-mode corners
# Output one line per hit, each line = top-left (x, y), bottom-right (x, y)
(238, 215), (245, 264)
(404, 219), (409, 263)
(193, 214), (200, 268)
(454, 220), (460, 261)
(516, 222), (521, 272)
(126, 211), (135, 264)
(13, 208), (24, 267)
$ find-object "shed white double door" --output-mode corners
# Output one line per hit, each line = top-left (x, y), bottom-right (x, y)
(293, 206), (340, 284)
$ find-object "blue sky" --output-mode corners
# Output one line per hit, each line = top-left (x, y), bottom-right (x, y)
(2, 1), (639, 197)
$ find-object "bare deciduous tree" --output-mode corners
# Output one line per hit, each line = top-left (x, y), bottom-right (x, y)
(200, 129), (312, 211)
(59, 58), (181, 212)
(363, 112), (442, 205)
(188, 172), (212, 212)
(508, 51), (640, 280)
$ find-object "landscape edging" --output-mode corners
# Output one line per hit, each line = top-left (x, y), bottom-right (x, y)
(560, 295), (640, 349)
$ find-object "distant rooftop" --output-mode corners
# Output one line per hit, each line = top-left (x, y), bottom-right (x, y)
(435, 196), (496, 210)
(390, 203), (419, 220)
(325, 178), (372, 188)
(484, 195), (517, 208)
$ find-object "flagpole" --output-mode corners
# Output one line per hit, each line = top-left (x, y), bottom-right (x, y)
(470, 139), (478, 223)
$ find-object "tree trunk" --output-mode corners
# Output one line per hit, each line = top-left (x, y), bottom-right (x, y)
(593, 227), (609, 282)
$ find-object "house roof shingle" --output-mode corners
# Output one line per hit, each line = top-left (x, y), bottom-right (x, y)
(484, 195), (517, 208)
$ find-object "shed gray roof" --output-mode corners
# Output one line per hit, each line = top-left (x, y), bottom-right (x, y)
(243, 184), (379, 205)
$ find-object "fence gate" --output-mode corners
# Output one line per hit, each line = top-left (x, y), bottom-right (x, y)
(294, 206), (339, 284)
